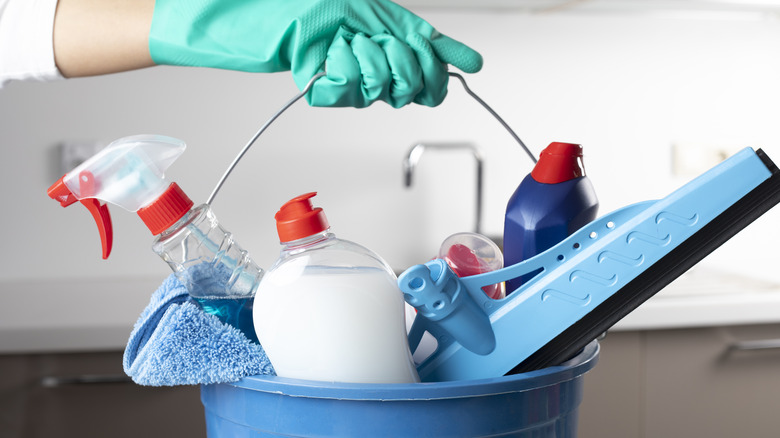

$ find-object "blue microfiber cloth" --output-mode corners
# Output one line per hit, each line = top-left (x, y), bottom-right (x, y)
(123, 274), (275, 386)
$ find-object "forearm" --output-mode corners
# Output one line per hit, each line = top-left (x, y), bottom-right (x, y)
(53, 0), (155, 78)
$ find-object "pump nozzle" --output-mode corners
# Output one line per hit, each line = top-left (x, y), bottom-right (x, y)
(47, 135), (194, 259)
(274, 192), (329, 243)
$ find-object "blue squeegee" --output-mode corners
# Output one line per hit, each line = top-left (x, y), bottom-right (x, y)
(399, 147), (780, 382)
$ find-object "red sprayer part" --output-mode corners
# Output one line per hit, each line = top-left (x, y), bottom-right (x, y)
(47, 173), (114, 259)
(530, 142), (585, 184)
(445, 244), (487, 278)
(275, 192), (330, 243)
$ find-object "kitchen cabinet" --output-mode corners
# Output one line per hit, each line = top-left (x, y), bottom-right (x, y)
(0, 351), (205, 438)
(578, 324), (780, 438)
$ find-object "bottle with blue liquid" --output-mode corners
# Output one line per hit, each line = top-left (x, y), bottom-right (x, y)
(503, 142), (599, 293)
(47, 135), (262, 342)
(151, 202), (262, 343)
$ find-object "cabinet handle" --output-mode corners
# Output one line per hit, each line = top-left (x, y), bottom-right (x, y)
(40, 374), (133, 387)
(728, 338), (780, 352)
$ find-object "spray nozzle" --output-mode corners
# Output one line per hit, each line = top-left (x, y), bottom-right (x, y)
(47, 135), (194, 259)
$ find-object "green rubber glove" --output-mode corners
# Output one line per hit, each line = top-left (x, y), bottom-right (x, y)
(149, 0), (482, 108)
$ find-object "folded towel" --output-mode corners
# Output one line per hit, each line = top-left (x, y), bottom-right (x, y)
(123, 274), (275, 386)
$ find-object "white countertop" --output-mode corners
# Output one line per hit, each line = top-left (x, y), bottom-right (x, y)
(612, 268), (780, 330)
(2, 268), (780, 354)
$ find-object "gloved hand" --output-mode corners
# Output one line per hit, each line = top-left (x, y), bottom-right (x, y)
(149, 0), (482, 108)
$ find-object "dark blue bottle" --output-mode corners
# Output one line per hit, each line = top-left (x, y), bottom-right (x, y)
(503, 142), (599, 294)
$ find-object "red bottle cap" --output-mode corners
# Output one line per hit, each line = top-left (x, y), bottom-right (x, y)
(531, 142), (585, 184)
(275, 192), (330, 243)
(137, 183), (194, 235)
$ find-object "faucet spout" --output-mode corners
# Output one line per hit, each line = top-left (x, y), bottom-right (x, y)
(402, 142), (484, 234)
(403, 144), (427, 188)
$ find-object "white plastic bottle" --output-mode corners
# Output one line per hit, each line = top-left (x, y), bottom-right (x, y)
(253, 193), (419, 384)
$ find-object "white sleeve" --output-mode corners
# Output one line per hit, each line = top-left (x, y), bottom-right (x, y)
(0, 0), (63, 88)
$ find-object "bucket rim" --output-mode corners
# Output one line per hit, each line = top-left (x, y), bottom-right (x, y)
(220, 340), (599, 401)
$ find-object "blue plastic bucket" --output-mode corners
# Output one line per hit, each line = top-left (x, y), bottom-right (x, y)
(201, 340), (599, 437)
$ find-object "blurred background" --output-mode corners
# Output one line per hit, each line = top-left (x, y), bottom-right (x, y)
(2, 1), (780, 437)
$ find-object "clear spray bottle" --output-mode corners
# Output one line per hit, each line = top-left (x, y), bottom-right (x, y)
(47, 135), (263, 342)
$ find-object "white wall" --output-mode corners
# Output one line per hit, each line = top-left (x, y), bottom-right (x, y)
(2, 8), (780, 290)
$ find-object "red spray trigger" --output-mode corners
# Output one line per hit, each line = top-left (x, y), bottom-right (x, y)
(47, 171), (114, 259)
